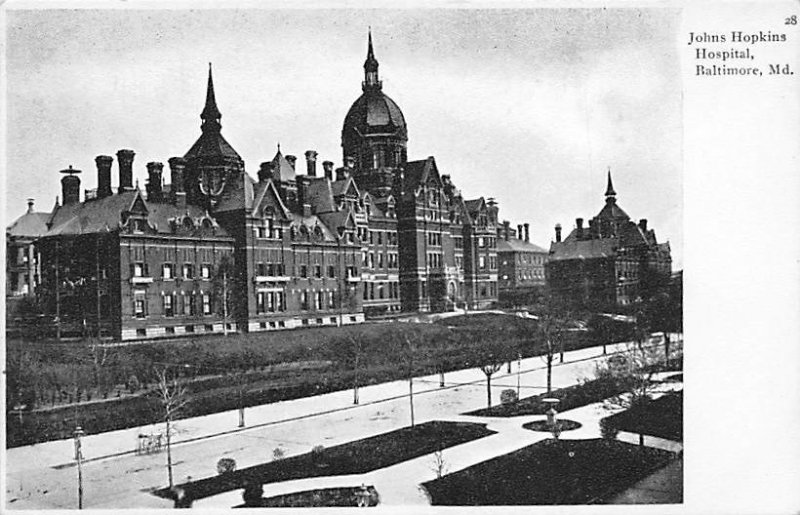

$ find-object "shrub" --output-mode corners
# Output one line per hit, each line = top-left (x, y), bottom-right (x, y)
(272, 447), (286, 461)
(599, 418), (619, 440)
(216, 457), (237, 475)
(500, 389), (518, 405)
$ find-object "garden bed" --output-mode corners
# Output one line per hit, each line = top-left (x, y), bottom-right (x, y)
(601, 391), (683, 441)
(153, 420), (495, 503)
(523, 419), (582, 433)
(238, 486), (379, 508)
(422, 438), (676, 505)
(465, 376), (626, 417)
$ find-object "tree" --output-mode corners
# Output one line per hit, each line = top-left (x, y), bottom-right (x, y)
(394, 325), (429, 427)
(538, 312), (567, 394)
(329, 334), (366, 405)
(471, 340), (515, 408)
(156, 368), (189, 489)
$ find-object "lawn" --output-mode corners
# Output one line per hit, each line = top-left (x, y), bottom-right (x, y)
(153, 420), (495, 503)
(422, 438), (676, 505)
(601, 390), (683, 441)
(7, 312), (611, 447)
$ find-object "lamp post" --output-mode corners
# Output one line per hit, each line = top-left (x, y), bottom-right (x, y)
(516, 353), (522, 398)
(73, 426), (85, 509)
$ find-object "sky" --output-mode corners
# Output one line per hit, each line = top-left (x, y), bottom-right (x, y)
(5, 7), (683, 268)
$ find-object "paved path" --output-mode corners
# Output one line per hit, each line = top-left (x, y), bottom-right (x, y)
(5, 335), (682, 509)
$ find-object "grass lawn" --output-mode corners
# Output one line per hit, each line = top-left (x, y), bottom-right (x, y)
(238, 486), (380, 508)
(602, 391), (683, 441)
(465, 377), (626, 417)
(422, 438), (676, 505)
(153, 420), (495, 503)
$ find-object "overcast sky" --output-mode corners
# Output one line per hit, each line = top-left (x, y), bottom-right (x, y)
(5, 7), (682, 268)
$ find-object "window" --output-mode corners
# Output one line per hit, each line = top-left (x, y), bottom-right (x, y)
(201, 264), (211, 279)
(258, 263), (267, 276)
(202, 294), (211, 315)
(314, 265), (322, 278)
(315, 292), (324, 310)
(183, 263), (194, 279)
(300, 264), (308, 278)
(328, 292), (335, 308)
(276, 292), (285, 312)
(162, 263), (173, 279)
(479, 256), (486, 269)
(133, 263), (144, 277)
(134, 295), (147, 318)
(478, 237), (485, 248)
(256, 292), (266, 314)
(163, 294), (174, 317)
(183, 293), (193, 315)
(328, 265), (336, 278)
(300, 291), (309, 310)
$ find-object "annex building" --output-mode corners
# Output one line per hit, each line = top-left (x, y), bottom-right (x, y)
(546, 173), (672, 309)
(22, 34), (503, 340)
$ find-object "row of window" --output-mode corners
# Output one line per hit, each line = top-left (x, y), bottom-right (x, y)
(256, 291), (286, 313)
(133, 291), (213, 318)
(477, 236), (498, 249)
(427, 232), (443, 246)
(363, 281), (400, 301)
(362, 251), (399, 270)
(355, 228), (399, 246)
(132, 262), (214, 280)
(427, 252), (444, 269)
(477, 255), (498, 271)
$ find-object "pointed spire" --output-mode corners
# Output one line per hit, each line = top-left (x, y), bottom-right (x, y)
(605, 168), (616, 199)
(363, 28), (382, 91)
(201, 62), (222, 129)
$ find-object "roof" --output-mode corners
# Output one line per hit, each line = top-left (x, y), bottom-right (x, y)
(549, 238), (619, 261)
(289, 213), (338, 242)
(596, 199), (630, 222)
(305, 178), (336, 214)
(403, 157), (442, 191)
(184, 130), (242, 161)
(497, 237), (548, 254)
(7, 211), (50, 238)
(214, 172), (257, 213)
(270, 150), (296, 183)
(342, 90), (407, 138)
(42, 190), (230, 238)
(464, 198), (486, 218)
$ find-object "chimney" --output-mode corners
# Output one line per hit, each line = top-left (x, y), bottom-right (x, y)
(26, 198), (34, 213)
(589, 219), (597, 237)
(146, 162), (164, 202)
(555, 223), (562, 243)
(336, 167), (348, 181)
(503, 220), (510, 241)
(524, 223), (530, 243)
(517, 224), (523, 240)
(576, 217), (584, 238)
(345, 156), (355, 170)
(322, 160), (334, 180)
(95, 155), (113, 199)
(305, 150), (318, 177)
(168, 157), (186, 208)
(302, 203), (312, 217)
(60, 165), (82, 205)
(116, 149), (135, 193)
(258, 162), (274, 182)
(285, 155), (297, 170)
(639, 219), (648, 232)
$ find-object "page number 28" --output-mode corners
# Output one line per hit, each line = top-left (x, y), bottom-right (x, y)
(786, 15), (797, 25)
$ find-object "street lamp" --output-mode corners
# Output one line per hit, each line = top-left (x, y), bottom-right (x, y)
(516, 353), (522, 398)
(73, 426), (85, 509)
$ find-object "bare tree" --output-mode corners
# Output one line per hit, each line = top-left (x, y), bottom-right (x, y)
(155, 368), (189, 489)
(430, 447), (449, 479)
(396, 325), (428, 427)
(538, 313), (567, 394)
(472, 341), (514, 408)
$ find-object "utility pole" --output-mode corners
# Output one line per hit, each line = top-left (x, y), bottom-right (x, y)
(74, 426), (85, 509)
(222, 268), (228, 336)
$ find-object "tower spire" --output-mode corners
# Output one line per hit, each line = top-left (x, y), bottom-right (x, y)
(605, 168), (617, 200)
(201, 62), (222, 130)
(363, 29), (382, 91)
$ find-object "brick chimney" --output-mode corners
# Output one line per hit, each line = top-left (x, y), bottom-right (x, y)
(344, 156), (355, 170)
(503, 220), (510, 241)
(95, 155), (113, 199)
(524, 223), (530, 243)
(305, 150), (318, 177)
(116, 149), (135, 193)
(168, 157), (186, 208)
(60, 165), (82, 205)
(555, 223), (562, 243)
(26, 198), (34, 213)
(517, 224), (523, 240)
(285, 155), (297, 170)
(639, 219), (648, 232)
(322, 161), (334, 180)
(576, 218), (584, 238)
(146, 162), (164, 202)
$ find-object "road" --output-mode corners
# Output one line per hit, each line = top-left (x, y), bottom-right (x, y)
(5, 337), (678, 509)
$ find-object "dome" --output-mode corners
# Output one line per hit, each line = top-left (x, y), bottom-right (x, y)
(342, 90), (407, 140)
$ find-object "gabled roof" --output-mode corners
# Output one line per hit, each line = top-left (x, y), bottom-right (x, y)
(289, 213), (338, 242)
(270, 149), (296, 183)
(497, 237), (548, 254)
(303, 178), (336, 215)
(7, 211), (50, 238)
(403, 157), (442, 191)
(251, 179), (291, 219)
(464, 197), (486, 218)
(596, 199), (630, 222)
(331, 176), (359, 198)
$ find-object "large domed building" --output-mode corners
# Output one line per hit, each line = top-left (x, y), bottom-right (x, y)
(16, 31), (502, 341)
